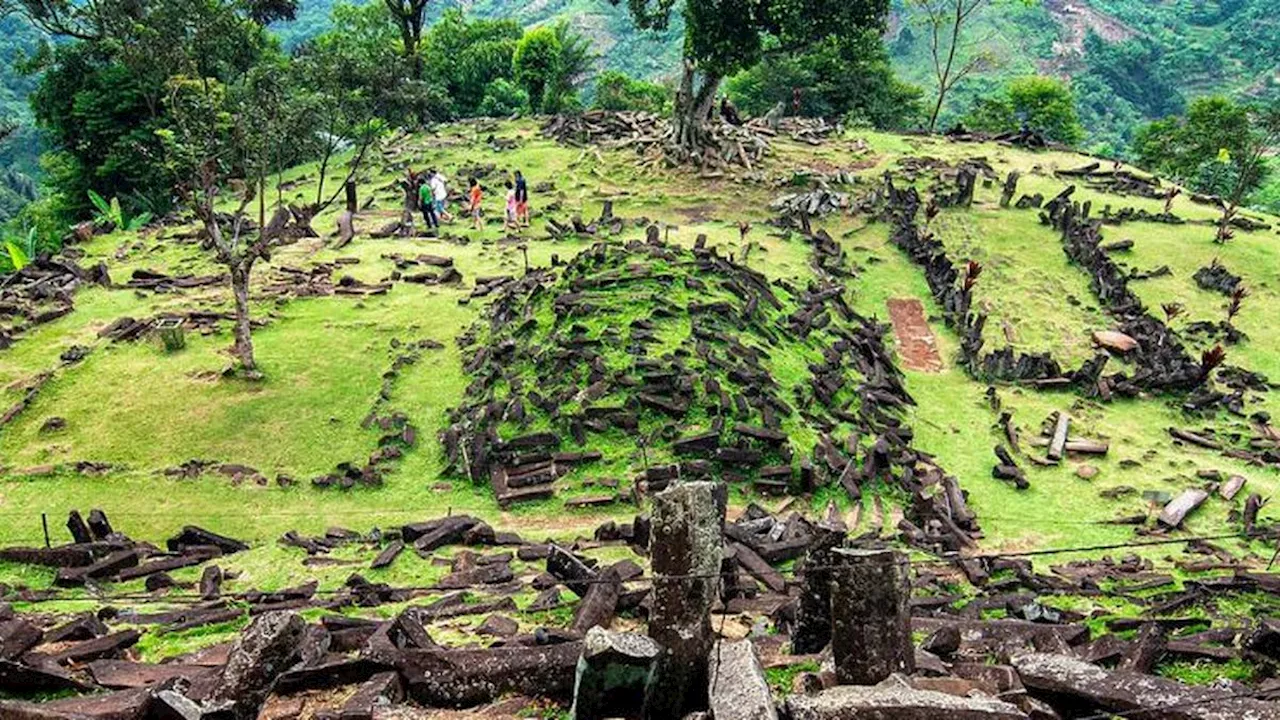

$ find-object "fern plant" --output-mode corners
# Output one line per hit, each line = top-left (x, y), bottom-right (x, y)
(88, 190), (152, 231)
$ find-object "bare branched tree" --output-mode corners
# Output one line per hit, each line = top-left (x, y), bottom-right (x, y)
(911, 0), (999, 133)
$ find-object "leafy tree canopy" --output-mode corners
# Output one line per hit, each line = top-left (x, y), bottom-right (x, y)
(725, 31), (922, 129)
(1133, 96), (1252, 189)
(963, 75), (1083, 145)
(593, 70), (670, 115)
(421, 8), (521, 119)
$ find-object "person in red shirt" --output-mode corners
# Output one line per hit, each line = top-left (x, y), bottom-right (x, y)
(468, 178), (483, 232)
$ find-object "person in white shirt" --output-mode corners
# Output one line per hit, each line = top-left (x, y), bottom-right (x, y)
(430, 170), (452, 223)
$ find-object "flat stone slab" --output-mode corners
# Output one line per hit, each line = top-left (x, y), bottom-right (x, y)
(1012, 652), (1280, 720)
(1093, 330), (1139, 353)
(784, 685), (1027, 719)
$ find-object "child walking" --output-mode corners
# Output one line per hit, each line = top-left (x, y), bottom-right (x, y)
(504, 181), (519, 231)
(514, 170), (529, 227)
(468, 178), (484, 232)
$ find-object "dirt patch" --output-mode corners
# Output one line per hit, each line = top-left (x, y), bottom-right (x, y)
(675, 205), (718, 223)
(1040, 0), (1135, 72)
(886, 298), (943, 373)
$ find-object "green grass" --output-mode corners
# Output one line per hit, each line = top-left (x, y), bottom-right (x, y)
(765, 659), (822, 698)
(1158, 658), (1255, 686)
(930, 207), (1110, 366)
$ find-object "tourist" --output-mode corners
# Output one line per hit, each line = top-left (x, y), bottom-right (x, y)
(418, 172), (438, 233)
(468, 178), (484, 232)
(430, 169), (452, 223)
(504, 180), (519, 231)
(514, 170), (529, 227)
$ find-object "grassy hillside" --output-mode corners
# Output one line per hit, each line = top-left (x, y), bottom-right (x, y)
(2, 119), (1279, 662)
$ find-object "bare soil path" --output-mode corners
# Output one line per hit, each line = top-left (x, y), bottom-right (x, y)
(886, 297), (943, 372)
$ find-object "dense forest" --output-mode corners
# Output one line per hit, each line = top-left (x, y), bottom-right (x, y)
(1, 0), (1279, 237)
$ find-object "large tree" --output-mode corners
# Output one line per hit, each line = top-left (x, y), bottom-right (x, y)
(1133, 96), (1253, 191)
(614, 0), (888, 153)
(22, 0), (290, 217)
(2, 0), (293, 40)
(287, 28), (386, 233)
(158, 69), (294, 377)
(513, 21), (593, 114)
(383, 0), (428, 80)
(145, 0), (315, 377)
(725, 32), (922, 129)
(421, 9), (522, 119)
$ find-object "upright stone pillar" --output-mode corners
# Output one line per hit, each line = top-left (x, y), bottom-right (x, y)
(829, 548), (913, 685)
(643, 481), (722, 719)
(790, 522), (846, 654)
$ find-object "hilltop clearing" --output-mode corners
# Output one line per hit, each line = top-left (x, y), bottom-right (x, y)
(0, 119), (1278, 709)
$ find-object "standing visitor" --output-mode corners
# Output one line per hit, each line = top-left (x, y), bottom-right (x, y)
(514, 170), (530, 227)
(419, 172), (438, 234)
(468, 178), (484, 232)
(430, 169), (452, 223)
(504, 181), (519, 231)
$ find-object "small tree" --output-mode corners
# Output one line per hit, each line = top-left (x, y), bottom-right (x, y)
(477, 78), (529, 117)
(1133, 96), (1252, 191)
(157, 70), (292, 377)
(286, 39), (385, 234)
(547, 21), (593, 112)
(512, 26), (559, 113)
(725, 32), (922, 129)
(614, 0), (888, 155)
(513, 22), (593, 114)
(910, 0), (1004, 133)
(1213, 103), (1280, 244)
(593, 70), (671, 114)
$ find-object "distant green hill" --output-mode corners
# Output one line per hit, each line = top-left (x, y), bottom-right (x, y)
(275, 0), (684, 79)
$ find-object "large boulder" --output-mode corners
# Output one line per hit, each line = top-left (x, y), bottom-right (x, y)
(207, 612), (307, 720)
(707, 640), (777, 720)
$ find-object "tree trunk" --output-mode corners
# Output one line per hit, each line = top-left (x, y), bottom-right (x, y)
(928, 0), (966, 133)
(402, 31), (421, 81)
(345, 180), (358, 214)
(928, 89), (947, 134)
(669, 63), (722, 156)
(229, 263), (258, 376)
(336, 211), (356, 248)
(287, 205), (319, 238)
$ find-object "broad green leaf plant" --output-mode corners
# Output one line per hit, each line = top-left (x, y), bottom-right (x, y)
(87, 190), (153, 232)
